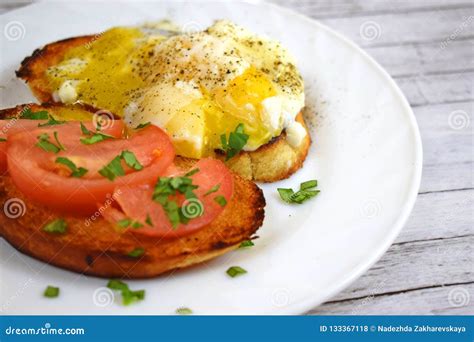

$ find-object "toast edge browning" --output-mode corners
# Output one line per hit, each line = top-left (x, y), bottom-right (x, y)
(0, 104), (265, 278)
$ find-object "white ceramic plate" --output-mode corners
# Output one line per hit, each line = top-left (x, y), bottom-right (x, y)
(0, 0), (422, 315)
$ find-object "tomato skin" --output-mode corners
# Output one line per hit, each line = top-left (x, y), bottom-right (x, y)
(0, 119), (124, 174)
(109, 158), (234, 238)
(7, 123), (174, 215)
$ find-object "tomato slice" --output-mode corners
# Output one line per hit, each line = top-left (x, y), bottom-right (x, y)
(7, 123), (174, 215)
(0, 119), (124, 174)
(104, 158), (234, 237)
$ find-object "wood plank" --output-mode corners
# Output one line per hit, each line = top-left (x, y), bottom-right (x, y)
(397, 189), (474, 243)
(309, 283), (474, 314)
(273, 0), (472, 19)
(414, 101), (473, 193)
(319, 8), (474, 48)
(397, 72), (473, 107)
(365, 39), (474, 77)
(317, 235), (474, 302)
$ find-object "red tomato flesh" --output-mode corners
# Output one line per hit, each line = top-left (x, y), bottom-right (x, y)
(106, 158), (234, 237)
(6, 122), (174, 215)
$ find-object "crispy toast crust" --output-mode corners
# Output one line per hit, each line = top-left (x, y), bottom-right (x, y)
(17, 34), (311, 182)
(0, 104), (265, 278)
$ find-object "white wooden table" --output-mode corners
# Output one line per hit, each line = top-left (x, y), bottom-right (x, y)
(1, 0), (473, 315)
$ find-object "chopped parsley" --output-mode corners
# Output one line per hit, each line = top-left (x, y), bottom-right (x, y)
(43, 285), (60, 298)
(152, 173), (200, 228)
(80, 133), (113, 145)
(277, 180), (320, 204)
(117, 218), (143, 229)
(176, 307), (193, 315)
(38, 115), (66, 127)
(0, 138), (6, 142)
(214, 195), (227, 207)
(117, 218), (132, 228)
(55, 157), (88, 178)
(79, 121), (114, 145)
(121, 150), (143, 171)
(80, 122), (92, 135)
(19, 107), (49, 120)
(135, 122), (151, 129)
(43, 218), (67, 234)
(98, 151), (143, 181)
(36, 132), (65, 154)
(226, 266), (247, 278)
(107, 279), (145, 306)
(220, 123), (249, 161)
(127, 247), (145, 258)
(239, 240), (255, 248)
(145, 214), (153, 226)
(204, 184), (220, 196)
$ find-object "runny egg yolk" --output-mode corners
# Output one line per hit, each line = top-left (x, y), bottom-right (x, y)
(46, 21), (305, 159)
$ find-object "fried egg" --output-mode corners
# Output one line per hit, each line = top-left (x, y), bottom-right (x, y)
(46, 20), (306, 159)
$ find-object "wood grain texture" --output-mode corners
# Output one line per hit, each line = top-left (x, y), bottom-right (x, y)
(1, 0), (473, 315)
(270, 0), (474, 315)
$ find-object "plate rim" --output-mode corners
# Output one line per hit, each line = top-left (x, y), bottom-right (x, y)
(0, 0), (423, 315)
(256, 0), (423, 314)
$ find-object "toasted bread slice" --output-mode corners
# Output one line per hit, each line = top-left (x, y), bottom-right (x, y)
(17, 35), (311, 182)
(0, 104), (265, 278)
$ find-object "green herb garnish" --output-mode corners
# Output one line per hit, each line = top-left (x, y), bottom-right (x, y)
(80, 122), (92, 135)
(145, 214), (153, 226)
(0, 138), (6, 142)
(19, 108), (49, 120)
(99, 155), (124, 181)
(226, 266), (247, 278)
(117, 218), (143, 229)
(239, 240), (254, 248)
(80, 133), (113, 145)
(55, 157), (88, 178)
(152, 174), (200, 228)
(99, 151), (143, 181)
(135, 122), (151, 129)
(176, 307), (193, 315)
(43, 286), (60, 298)
(38, 115), (66, 127)
(214, 195), (227, 207)
(36, 132), (65, 154)
(79, 121), (114, 145)
(220, 123), (249, 161)
(204, 184), (220, 196)
(117, 218), (132, 228)
(131, 221), (144, 229)
(121, 150), (143, 171)
(127, 247), (145, 258)
(107, 279), (145, 306)
(43, 218), (67, 234)
(277, 180), (320, 204)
